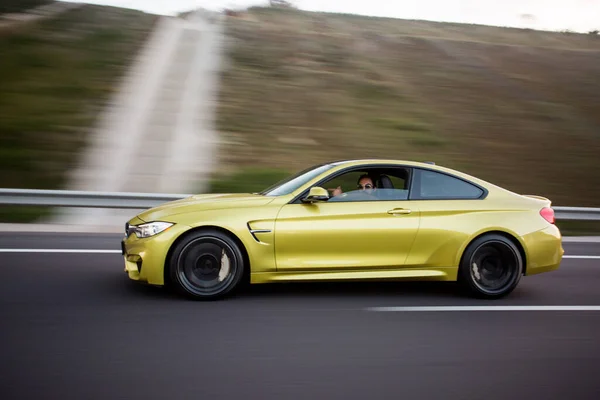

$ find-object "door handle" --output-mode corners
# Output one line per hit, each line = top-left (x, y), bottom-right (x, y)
(387, 208), (411, 215)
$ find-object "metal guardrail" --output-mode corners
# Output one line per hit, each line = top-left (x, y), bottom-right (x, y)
(554, 207), (600, 221)
(0, 188), (191, 209)
(1, 188), (600, 220)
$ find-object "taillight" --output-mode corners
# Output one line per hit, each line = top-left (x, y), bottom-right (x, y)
(540, 207), (555, 224)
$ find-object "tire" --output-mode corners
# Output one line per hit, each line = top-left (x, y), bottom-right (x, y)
(168, 230), (246, 300)
(458, 234), (523, 299)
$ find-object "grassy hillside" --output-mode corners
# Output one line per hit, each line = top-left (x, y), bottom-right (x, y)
(0, 4), (156, 222)
(0, 5), (156, 190)
(213, 6), (600, 207)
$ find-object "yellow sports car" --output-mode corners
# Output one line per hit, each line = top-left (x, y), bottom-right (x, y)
(121, 159), (563, 300)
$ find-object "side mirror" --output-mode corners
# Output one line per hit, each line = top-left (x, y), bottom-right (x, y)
(301, 187), (329, 203)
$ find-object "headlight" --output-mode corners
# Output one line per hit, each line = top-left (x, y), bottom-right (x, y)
(132, 221), (174, 238)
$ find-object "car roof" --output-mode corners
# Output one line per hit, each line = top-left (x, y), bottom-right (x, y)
(325, 158), (451, 177)
(328, 159), (440, 168)
(324, 159), (508, 193)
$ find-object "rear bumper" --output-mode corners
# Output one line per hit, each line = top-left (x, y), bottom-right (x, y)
(523, 224), (564, 276)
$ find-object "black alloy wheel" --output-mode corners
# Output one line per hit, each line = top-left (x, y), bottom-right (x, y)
(169, 230), (246, 300)
(459, 234), (523, 299)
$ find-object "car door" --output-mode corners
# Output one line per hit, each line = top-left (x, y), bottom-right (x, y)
(273, 193), (421, 272)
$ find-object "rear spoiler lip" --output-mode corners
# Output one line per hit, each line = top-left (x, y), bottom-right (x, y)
(521, 194), (550, 201)
(520, 194), (552, 207)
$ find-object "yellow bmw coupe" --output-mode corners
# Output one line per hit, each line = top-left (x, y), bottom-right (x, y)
(121, 159), (563, 300)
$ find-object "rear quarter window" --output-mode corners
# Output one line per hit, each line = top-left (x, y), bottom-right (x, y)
(413, 169), (484, 200)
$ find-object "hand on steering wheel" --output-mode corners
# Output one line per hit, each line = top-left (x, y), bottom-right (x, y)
(327, 186), (342, 196)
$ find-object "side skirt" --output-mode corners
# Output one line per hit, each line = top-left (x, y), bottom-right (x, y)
(250, 267), (459, 284)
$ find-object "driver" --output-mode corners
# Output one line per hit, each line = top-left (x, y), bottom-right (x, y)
(329, 174), (376, 197)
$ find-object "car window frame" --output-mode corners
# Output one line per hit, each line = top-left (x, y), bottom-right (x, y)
(408, 167), (488, 201)
(289, 163), (415, 204)
(259, 162), (338, 196)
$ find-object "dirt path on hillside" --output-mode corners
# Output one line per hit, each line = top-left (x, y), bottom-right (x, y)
(52, 10), (224, 228)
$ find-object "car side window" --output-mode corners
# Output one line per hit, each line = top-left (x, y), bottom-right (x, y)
(414, 169), (483, 199)
(323, 167), (411, 203)
(328, 188), (409, 202)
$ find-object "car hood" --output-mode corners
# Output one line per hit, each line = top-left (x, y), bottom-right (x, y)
(136, 193), (275, 222)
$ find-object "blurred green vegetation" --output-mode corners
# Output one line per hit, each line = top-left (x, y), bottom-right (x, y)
(0, 206), (52, 223)
(208, 168), (291, 194)
(0, 5), (155, 223)
(1, 0), (52, 13)
(556, 220), (600, 237)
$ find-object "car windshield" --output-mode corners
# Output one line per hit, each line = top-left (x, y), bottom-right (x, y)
(259, 163), (337, 196)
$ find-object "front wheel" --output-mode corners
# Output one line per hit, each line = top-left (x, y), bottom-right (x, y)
(168, 230), (246, 300)
(458, 234), (523, 299)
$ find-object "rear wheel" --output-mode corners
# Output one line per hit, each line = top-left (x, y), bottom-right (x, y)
(458, 234), (523, 299)
(168, 230), (245, 300)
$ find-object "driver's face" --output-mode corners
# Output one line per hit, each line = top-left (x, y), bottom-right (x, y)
(357, 177), (374, 190)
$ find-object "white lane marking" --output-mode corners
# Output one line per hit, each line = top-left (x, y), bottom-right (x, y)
(366, 306), (600, 312)
(0, 249), (120, 254)
(563, 255), (600, 259)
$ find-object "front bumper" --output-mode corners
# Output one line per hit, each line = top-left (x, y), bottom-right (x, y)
(121, 221), (190, 285)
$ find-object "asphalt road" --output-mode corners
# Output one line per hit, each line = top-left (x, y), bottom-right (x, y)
(1, 233), (600, 399)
